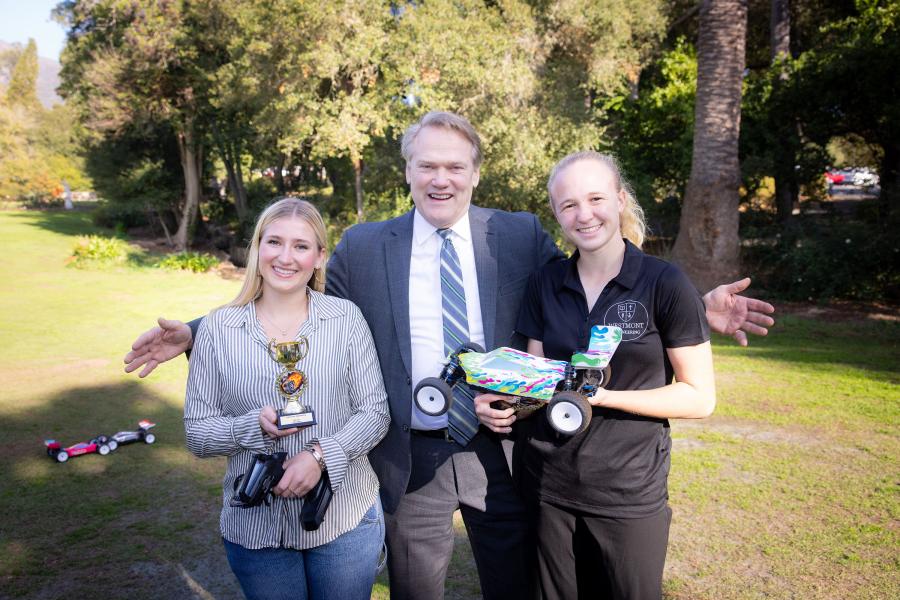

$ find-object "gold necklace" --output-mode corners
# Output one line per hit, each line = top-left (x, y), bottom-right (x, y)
(258, 308), (303, 339)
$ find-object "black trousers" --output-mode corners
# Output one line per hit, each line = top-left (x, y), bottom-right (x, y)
(534, 500), (672, 600)
(383, 430), (534, 600)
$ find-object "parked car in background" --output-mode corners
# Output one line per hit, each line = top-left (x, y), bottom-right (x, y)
(825, 170), (846, 185)
(852, 168), (879, 187)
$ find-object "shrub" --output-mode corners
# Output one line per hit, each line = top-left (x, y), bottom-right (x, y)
(70, 235), (131, 266)
(156, 251), (219, 273)
(744, 214), (899, 302)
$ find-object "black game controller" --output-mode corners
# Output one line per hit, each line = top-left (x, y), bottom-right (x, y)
(230, 452), (287, 508)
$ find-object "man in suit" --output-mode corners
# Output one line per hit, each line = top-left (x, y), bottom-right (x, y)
(124, 111), (775, 599)
(325, 112), (558, 599)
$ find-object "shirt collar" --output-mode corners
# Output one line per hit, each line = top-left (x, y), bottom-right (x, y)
(220, 289), (344, 332)
(558, 239), (644, 294)
(412, 208), (472, 246)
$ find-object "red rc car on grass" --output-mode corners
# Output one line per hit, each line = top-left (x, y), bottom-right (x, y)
(44, 436), (117, 463)
(44, 421), (157, 463)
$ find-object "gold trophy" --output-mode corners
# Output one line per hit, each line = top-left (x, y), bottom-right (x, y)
(269, 337), (316, 430)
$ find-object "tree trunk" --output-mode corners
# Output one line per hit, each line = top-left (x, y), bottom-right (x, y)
(352, 156), (365, 223)
(879, 140), (899, 220)
(672, 0), (747, 291)
(771, 0), (796, 222)
(232, 146), (249, 219)
(218, 139), (249, 222)
(174, 127), (203, 251)
(274, 153), (286, 195)
(770, 0), (790, 61)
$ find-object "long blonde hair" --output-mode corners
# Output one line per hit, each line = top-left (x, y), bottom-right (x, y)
(226, 197), (327, 307)
(547, 151), (646, 248)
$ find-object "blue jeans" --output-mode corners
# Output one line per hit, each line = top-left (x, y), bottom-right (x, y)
(223, 498), (384, 600)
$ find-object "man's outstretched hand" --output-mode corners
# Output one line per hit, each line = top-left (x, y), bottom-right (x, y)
(704, 278), (775, 346)
(123, 317), (193, 377)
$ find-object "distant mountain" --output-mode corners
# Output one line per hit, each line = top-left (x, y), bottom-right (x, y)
(0, 40), (63, 107)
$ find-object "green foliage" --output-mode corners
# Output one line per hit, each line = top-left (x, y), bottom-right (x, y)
(0, 62), (91, 203)
(69, 234), (131, 266)
(826, 134), (883, 169)
(610, 38), (697, 234)
(744, 213), (900, 301)
(156, 251), (219, 273)
(782, 0), (900, 213)
(5, 39), (39, 110)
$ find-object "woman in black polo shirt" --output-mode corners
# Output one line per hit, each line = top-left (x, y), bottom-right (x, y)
(475, 151), (716, 600)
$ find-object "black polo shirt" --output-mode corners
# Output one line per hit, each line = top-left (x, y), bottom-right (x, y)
(515, 240), (709, 518)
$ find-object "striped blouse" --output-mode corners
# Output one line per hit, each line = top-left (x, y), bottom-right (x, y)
(184, 290), (390, 550)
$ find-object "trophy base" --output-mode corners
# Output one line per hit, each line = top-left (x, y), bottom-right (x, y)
(277, 409), (316, 430)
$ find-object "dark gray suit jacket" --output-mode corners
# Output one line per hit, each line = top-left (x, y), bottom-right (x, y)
(326, 205), (561, 513)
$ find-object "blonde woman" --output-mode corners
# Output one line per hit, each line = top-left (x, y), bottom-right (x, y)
(184, 197), (390, 600)
(475, 153), (716, 600)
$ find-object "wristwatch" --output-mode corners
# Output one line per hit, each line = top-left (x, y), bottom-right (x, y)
(303, 441), (327, 472)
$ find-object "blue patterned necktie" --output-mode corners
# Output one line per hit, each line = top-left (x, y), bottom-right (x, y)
(438, 228), (479, 446)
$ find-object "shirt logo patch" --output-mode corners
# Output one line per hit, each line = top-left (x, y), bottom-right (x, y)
(617, 302), (636, 322)
(604, 300), (649, 342)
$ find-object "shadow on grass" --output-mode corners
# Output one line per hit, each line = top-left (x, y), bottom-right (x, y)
(714, 314), (900, 381)
(5, 208), (106, 238)
(0, 380), (241, 599)
(6, 209), (168, 270)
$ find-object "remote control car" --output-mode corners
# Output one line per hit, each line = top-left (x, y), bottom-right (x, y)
(110, 420), (157, 446)
(414, 325), (623, 436)
(44, 436), (117, 463)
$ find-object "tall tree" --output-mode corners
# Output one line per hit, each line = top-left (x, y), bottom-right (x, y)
(58, 0), (212, 250)
(672, 0), (748, 290)
(5, 39), (40, 110)
(311, 0), (392, 222)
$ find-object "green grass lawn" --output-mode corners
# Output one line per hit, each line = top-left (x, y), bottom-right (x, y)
(0, 208), (897, 599)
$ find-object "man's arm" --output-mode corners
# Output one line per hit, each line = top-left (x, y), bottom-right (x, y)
(703, 278), (775, 346)
(123, 317), (197, 377)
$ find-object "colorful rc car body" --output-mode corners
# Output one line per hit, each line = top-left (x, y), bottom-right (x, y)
(414, 325), (623, 436)
(44, 436), (117, 463)
(110, 420), (157, 446)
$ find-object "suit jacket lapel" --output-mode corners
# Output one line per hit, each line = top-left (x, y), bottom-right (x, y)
(470, 206), (498, 348)
(386, 211), (414, 378)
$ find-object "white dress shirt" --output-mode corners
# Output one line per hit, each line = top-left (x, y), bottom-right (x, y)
(409, 209), (485, 430)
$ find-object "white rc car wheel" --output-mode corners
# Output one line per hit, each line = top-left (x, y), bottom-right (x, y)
(414, 377), (453, 416)
(144, 433), (156, 444)
(547, 391), (592, 436)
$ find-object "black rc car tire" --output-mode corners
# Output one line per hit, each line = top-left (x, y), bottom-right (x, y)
(457, 342), (486, 355)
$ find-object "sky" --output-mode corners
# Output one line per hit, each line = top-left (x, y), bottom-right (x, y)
(0, 0), (67, 60)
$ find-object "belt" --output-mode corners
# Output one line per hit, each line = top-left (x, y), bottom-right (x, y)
(410, 428), (453, 442)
